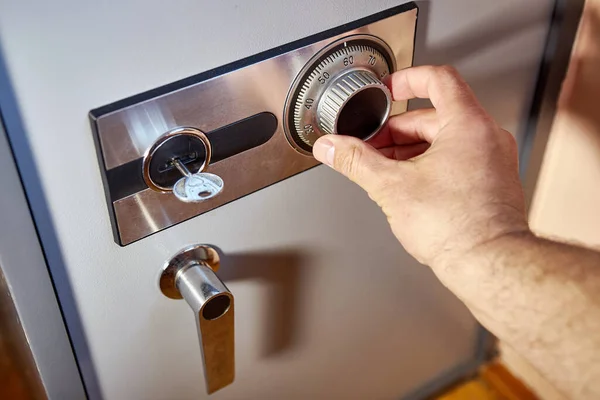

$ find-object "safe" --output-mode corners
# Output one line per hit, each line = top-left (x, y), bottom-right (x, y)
(0, 0), (571, 398)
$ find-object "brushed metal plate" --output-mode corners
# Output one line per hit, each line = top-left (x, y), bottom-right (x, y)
(90, 2), (418, 246)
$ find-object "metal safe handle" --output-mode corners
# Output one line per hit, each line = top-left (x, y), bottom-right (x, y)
(159, 245), (235, 394)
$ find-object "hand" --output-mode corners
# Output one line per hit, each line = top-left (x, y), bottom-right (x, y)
(313, 65), (530, 269)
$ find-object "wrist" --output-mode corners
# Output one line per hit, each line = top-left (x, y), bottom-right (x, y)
(428, 228), (536, 309)
(430, 219), (533, 273)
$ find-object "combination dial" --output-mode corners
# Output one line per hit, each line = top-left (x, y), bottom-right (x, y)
(284, 35), (396, 155)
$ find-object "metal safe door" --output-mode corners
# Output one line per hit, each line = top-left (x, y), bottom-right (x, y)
(0, 0), (554, 399)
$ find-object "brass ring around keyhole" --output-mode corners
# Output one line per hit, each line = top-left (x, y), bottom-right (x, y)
(142, 127), (212, 193)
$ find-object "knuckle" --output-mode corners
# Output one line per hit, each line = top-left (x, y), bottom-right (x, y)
(502, 129), (519, 154)
(436, 65), (461, 82)
(471, 123), (499, 144)
(433, 65), (474, 97)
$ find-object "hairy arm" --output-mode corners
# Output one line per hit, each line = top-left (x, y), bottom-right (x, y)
(440, 232), (600, 398)
(312, 65), (600, 399)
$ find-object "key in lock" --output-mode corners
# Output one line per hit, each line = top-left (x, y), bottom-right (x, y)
(159, 245), (234, 394)
(142, 127), (224, 203)
(171, 158), (224, 203)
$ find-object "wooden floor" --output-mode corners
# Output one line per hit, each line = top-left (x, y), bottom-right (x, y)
(438, 380), (502, 400)
(0, 272), (45, 399)
(436, 363), (538, 400)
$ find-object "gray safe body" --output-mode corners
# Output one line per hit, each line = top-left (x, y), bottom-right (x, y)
(0, 0), (554, 398)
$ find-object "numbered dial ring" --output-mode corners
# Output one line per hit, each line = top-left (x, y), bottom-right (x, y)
(284, 35), (395, 155)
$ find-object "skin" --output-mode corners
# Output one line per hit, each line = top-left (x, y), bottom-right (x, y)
(313, 65), (600, 399)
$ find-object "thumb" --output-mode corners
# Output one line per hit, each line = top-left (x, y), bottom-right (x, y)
(313, 135), (392, 193)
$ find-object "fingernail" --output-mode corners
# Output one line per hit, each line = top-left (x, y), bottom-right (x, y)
(313, 139), (335, 167)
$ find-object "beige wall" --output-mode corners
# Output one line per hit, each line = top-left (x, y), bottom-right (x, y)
(503, 0), (600, 398)
(531, 0), (600, 246)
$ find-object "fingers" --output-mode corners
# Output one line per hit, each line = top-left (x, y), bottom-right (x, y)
(378, 142), (430, 161)
(368, 108), (439, 148)
(389, 109), (439, 143)
(313, 135), (395, 194)
(387, 66), (483, 123)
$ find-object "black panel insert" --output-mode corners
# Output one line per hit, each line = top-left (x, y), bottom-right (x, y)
(209, 112), (277, 163)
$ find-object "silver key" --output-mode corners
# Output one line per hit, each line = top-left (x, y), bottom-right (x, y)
(171, 159), (224, 203)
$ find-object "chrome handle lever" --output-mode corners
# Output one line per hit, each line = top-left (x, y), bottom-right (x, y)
(159, 245), (234, 394)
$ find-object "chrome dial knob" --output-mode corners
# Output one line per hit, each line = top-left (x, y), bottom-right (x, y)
(317, 69), (392, 136)
(284, 35), (396, 156)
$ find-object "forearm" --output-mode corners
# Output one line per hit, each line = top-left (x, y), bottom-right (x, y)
(433, 232), (600, 399)
(314, 64), (600, 397)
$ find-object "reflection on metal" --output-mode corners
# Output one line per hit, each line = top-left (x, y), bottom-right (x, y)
(90, 5), (418, 245)
(124, 102), (176, 159)
(159, 245), (234, 394)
